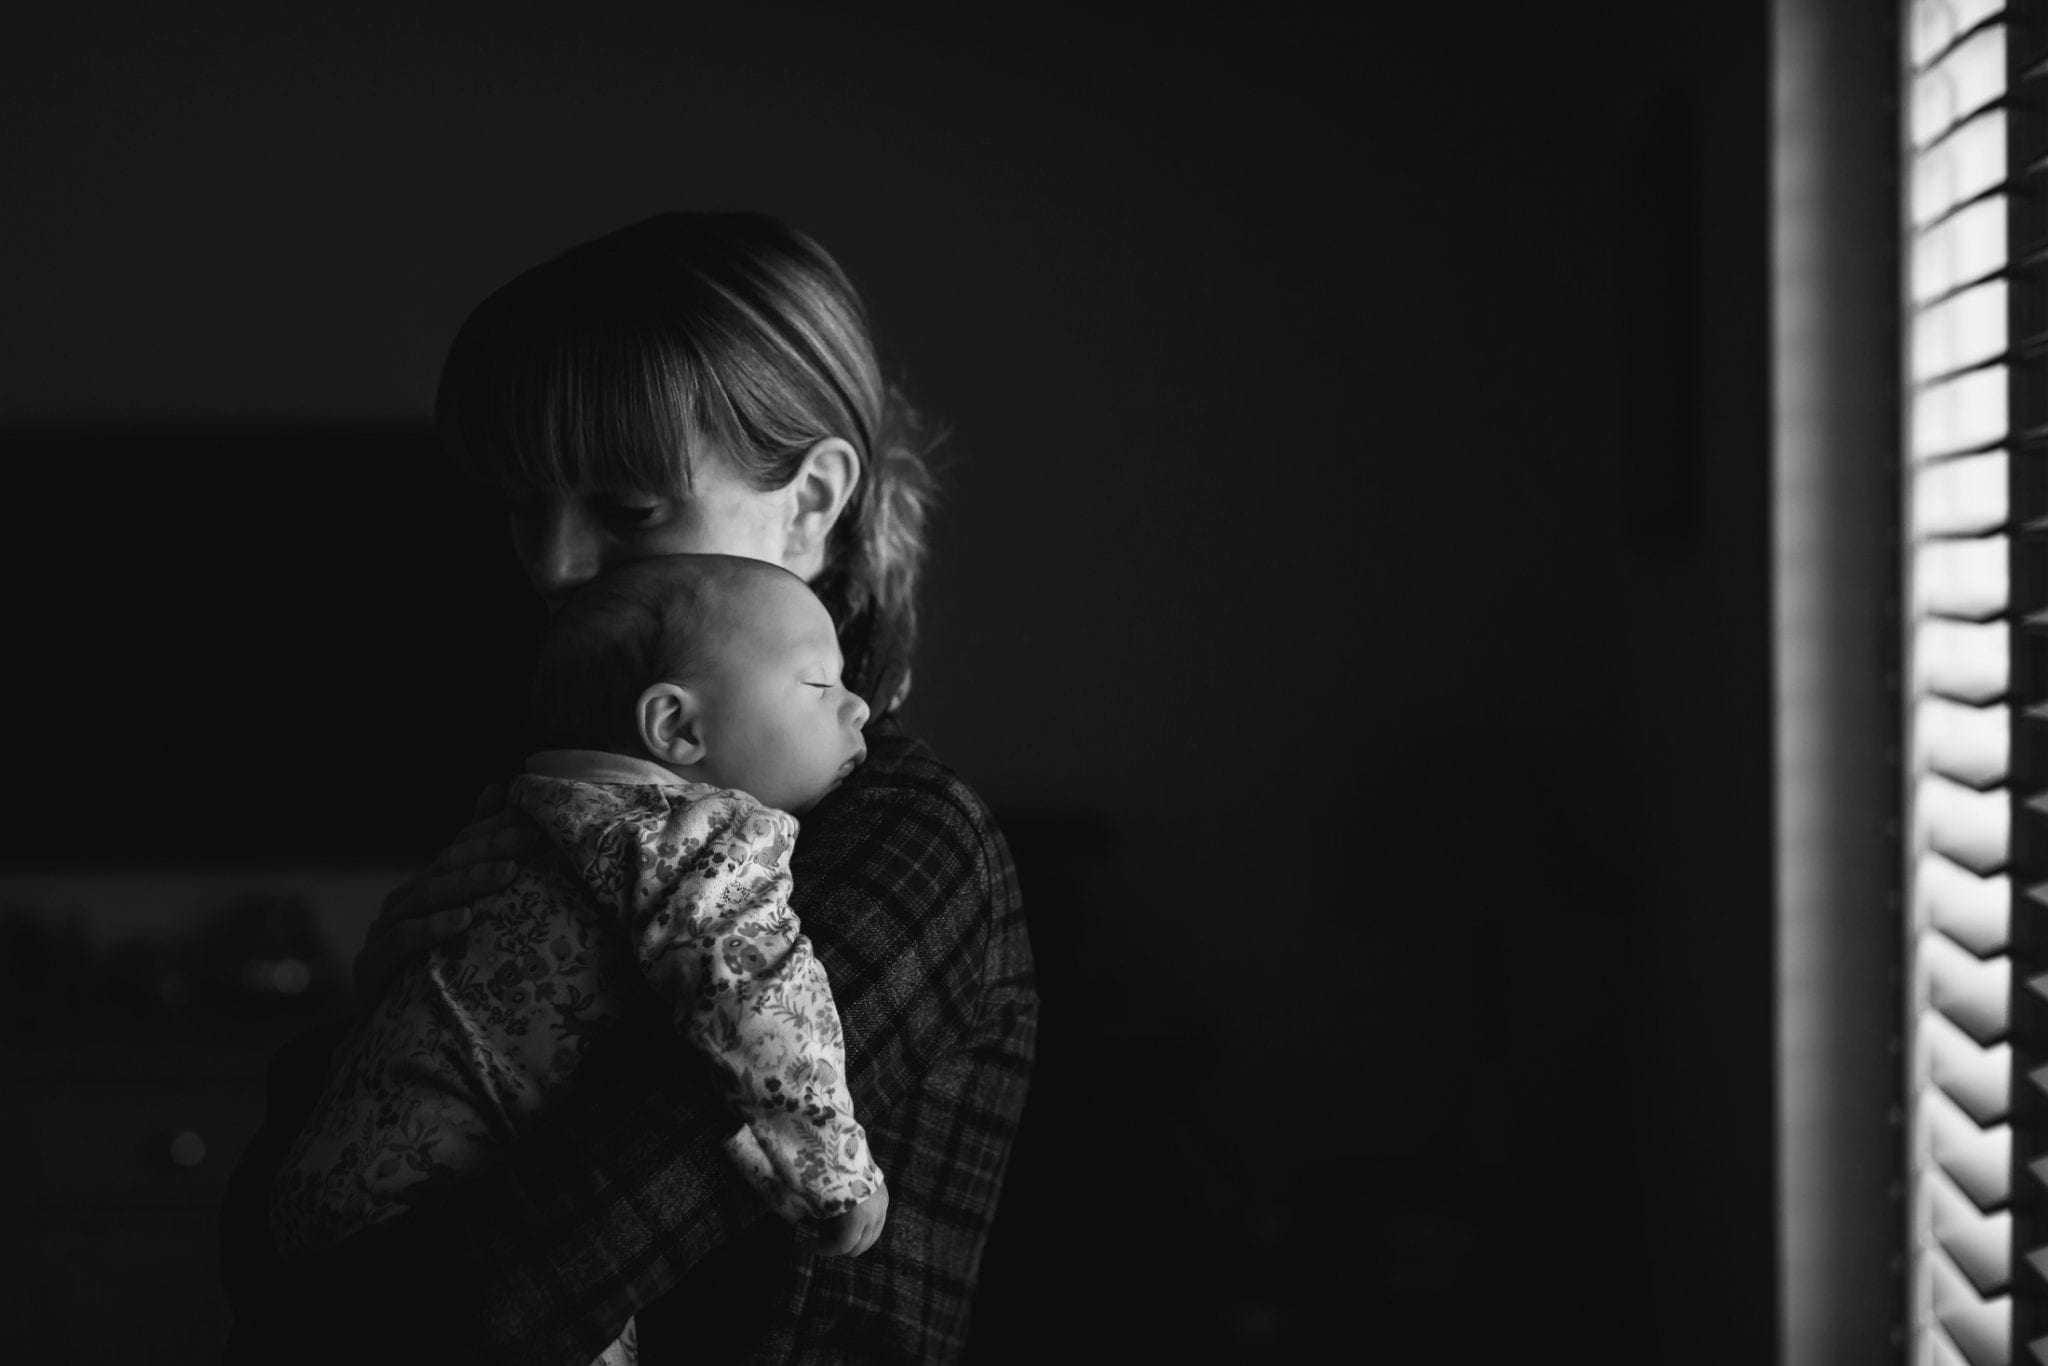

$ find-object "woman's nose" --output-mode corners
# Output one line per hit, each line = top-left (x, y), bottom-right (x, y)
(520, 502), (603, 604)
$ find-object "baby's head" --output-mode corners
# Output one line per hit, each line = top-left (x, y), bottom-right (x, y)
(529, 554), (871, 814)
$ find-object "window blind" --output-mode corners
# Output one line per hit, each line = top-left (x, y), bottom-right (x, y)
(1904, 2), (2048, 1361)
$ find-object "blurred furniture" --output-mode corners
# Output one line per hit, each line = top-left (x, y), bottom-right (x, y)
(0, 881), (355, 1362)
(5, 1028), (298, 1361)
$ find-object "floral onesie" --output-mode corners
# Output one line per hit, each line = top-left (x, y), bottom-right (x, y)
(269, 750), (883, 1361)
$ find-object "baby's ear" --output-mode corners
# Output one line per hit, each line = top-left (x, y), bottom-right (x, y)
(638, 682), (707, 766)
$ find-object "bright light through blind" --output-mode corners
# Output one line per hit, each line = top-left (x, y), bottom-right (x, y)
(1905, 4), (2023, 1363)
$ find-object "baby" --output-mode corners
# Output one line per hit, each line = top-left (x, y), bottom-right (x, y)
(270, 553), (886, 1364)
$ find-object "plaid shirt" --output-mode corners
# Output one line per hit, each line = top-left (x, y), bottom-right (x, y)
(221, 719), (1037, 1364)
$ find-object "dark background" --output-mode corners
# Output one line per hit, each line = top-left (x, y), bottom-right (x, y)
(0, 2), (1790, 1361)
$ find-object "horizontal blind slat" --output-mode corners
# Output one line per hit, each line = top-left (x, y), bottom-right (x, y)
(1918, 696), (2013, 787)
(1915, 619), (2011, 703)
(1919, 854), (2012, 956)
(1916, 196), (2009, 305)
(1914, 450), (2010, 535)
(1918, 772), (2012, 872)
(1934, 1166), (2016, 1292)
(1914, 365), (2011, 457)
(1916, 537), (2011, 619)
(1917, 281), (2011, 381)
(1923, 932), (2013, 1042)
(1926, 1085), (2014, 1205)
(1913, 0), (2009, 70)
(1914, 25), (2008, 149)
(1924, 1007), (2015, 1123)
(1931, 1247), (2014, 1364)
(1914, 112), (2011, 227)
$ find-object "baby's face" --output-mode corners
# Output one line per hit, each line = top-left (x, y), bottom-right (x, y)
(691, 572), (870, 814)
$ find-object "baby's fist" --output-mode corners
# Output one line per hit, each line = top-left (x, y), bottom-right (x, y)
(810, 1183), (889, 1258)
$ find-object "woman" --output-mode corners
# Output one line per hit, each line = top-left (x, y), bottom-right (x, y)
(219, 211), (1039, 1365)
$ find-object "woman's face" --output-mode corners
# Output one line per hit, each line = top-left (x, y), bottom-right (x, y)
(506, 451), (799, 614)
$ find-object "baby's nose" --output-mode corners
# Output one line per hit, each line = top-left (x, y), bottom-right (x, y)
(845, 691), (871, 730)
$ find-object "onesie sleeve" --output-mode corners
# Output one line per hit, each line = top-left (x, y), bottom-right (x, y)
(617, 789), (885, 1222)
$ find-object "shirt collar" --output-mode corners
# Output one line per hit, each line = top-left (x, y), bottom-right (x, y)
(525, 749), (688, 787)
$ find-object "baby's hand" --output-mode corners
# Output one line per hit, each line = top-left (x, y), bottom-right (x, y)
(807, 1183), (888, 1258)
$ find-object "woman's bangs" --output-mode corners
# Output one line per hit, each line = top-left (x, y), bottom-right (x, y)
(440, 300), (707, 499)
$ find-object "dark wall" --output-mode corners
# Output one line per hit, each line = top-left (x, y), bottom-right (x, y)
(1, 3), (1781, 1361)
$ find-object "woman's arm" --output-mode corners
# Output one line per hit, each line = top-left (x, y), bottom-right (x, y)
(222, 733), (1006, 1366)
(783, 747), (1000, 1124)
(353, 785), (542, 1000)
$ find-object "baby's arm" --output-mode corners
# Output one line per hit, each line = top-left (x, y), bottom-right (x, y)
(620, 791), (887, 1249)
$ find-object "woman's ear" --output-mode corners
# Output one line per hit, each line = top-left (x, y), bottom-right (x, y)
(785, 437), (862, 564)
(638, 681), (708, 766)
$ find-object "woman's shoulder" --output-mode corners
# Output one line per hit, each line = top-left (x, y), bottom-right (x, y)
(791, 724), (1024, 960)
(844, 724), (1002, 836)
(798, 721), (1015, 894)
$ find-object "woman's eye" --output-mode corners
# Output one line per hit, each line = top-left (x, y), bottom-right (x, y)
(600, 504), (662, 527)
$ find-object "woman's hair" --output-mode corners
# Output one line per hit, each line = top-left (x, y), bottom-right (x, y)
(437, 211), (940, 699)
(527, 553), (781, 756)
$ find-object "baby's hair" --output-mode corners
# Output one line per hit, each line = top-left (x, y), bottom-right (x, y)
(436, 212), (942, 682)
(527, 553), (796, 757)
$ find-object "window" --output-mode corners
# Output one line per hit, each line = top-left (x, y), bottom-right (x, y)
(1898, 2), (2043, 1361)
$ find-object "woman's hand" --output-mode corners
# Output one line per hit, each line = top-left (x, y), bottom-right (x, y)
(352, 785), (543, 1002)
